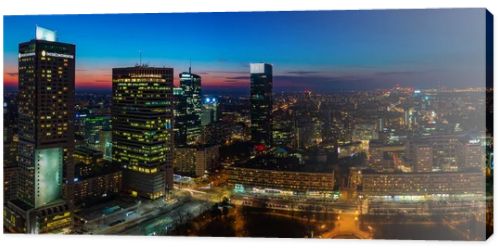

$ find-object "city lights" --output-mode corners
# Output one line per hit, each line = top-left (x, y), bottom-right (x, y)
(2, 10), (493, 240)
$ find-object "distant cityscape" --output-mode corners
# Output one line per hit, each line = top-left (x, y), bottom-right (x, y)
(3, 11), (493, 240)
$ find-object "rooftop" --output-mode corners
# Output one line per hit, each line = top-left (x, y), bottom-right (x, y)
(236, 154), (333, 173)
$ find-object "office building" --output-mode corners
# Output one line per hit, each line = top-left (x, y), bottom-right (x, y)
(4, 96), (18, 166)
(175, 67), (202, 146)
(250, 63), (273, 146)
(173, 145), (219, 177)
(362, 171), (485, 197)
(74, 145), (104, 178)
(73, 167), (122, 207)
(410, 143), (434, 172)
(368, 140), (405, 172)
(112, 66), (174, 199)
(5, 26), (75, 233)
(456, 137), (485, 170)
(3, 165), (18, 202)
(201, 97), (219, 126)
(226, 165), (335, 196)
(81, 114), (111, 149)
(99, 129), (112, 161)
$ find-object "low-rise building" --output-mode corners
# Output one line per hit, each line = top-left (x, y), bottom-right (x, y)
(362, 171), (485, 197)
(226, 155), (335, 197)
(4, 199), (72, 234)
(73, 167), (122, 206)
(227, 166), (335, 196)
(74, 145), (104, 177)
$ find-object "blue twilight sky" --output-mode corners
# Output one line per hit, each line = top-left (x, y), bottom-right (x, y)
(3, 9), (488, 92)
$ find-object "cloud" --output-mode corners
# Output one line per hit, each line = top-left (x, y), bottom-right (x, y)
(224, 76), (248, 81)
(372, 71), (420, 77)
(272, 69), (432, 91)
(286, 71), (321, 75)
(221, 72), (380, 91)
(273, 73), (388, 91)
(6, 72), (17, 77)
(94, 79), (111, 83)
(206, 70), (248, 75)
(76, 67), (111, 73)
(276, 74), (364, 85)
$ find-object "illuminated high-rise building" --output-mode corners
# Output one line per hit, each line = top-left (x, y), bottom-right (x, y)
(174, 67), (202, 146)
(201, 97), (219, 126)
(250, 63), (273, 146)
(81, 114), (111, 149)
(5, 26), (74, 233)
(112, 66), (174, 199)
(99, 129), (112, 161)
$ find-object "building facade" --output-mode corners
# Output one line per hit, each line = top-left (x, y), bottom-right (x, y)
(173, 145), (219, 177)
(368, 141), (405, 172)
(174, 67), (202, 146)
(362, 171), (485, 197)
(73, 168), (122, 206)
(5, 27), (75, 233)
(250, 63), (273, 146)
(3, 165), (19, 202)
(201, 97), (219, 126)
(226, 166), (335, 196)
(456, 138), (485, 170)
(112, 66), (174, 199)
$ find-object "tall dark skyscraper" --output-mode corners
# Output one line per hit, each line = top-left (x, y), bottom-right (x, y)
(250, 63), (273, 146)
(174, 67), (202, 146)
(112, 66), (174, 199)
(5, 26), (75, 233)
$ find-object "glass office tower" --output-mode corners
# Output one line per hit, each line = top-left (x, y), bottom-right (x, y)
(250, 63), (273, 146)
(112, 66), (174, 199)
(5, 26), (74, 233)
(175, 67), (202, 146)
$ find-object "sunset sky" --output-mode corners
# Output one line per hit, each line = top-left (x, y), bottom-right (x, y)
(3, 9), (488, 93)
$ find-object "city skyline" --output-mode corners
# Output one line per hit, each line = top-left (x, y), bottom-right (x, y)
(3, 9), (490, 92)
(3, 9), (492, 239)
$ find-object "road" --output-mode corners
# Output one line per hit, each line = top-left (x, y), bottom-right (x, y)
(78, 186), (224, 235)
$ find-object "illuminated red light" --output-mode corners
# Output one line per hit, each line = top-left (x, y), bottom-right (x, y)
(255, 144), (266, 152)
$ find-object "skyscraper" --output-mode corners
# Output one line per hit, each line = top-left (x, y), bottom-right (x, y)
(112, 66), (174, 199)
(250, 63), (273, 146)
(5, 26), (75, 233)
(201, 97), (219, 126)
(174, 67), (202, 146)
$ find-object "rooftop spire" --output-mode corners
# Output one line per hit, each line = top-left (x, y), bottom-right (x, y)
(139, 50), (142, 66)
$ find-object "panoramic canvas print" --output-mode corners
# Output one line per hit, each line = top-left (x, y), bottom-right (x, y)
(2, 9), (493, 240)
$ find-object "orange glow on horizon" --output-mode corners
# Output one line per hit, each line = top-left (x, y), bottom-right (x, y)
(4, 69), (249, 90)
(4, 59), (249, 90)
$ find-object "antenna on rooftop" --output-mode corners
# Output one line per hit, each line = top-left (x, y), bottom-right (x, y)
(139, 50), (142, 66)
